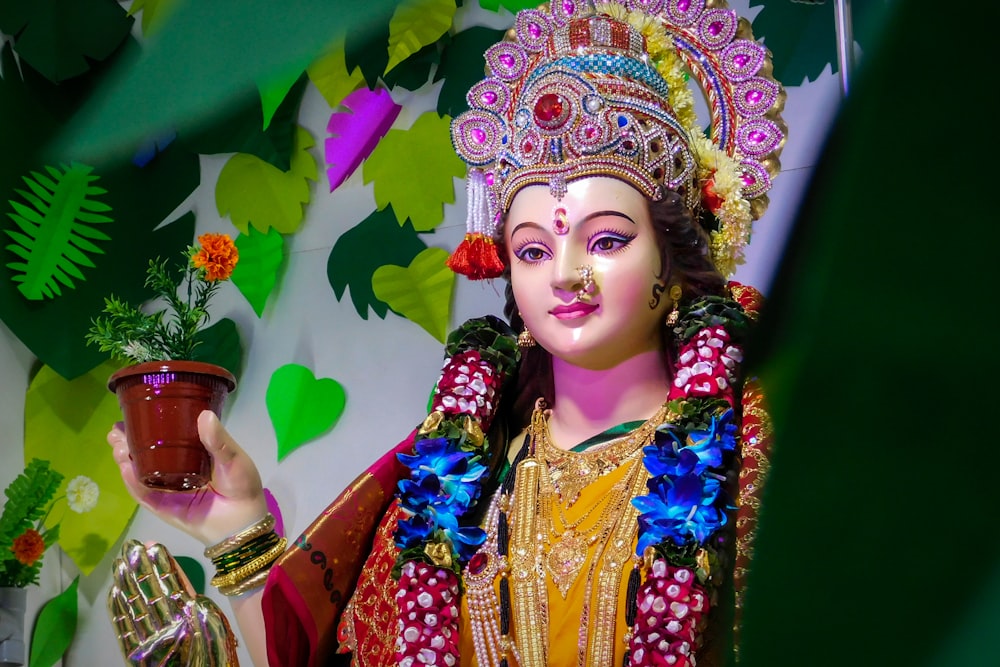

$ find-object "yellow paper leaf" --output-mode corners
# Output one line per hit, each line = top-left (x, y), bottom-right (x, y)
(372, 247), (454, 343)
(24, 361), (138, 576)
(385, 0), (457, 75)
(363, 112), (466, 232)
(307, 38), (366, 108)
(216, 126), (317, 234)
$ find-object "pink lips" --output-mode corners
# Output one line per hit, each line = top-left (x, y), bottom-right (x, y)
(549, 302), (598, 319)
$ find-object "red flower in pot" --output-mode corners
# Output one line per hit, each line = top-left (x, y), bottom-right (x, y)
(87, 233), (239, 491)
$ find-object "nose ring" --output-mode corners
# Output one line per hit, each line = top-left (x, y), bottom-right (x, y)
(576, 265), (596, 302)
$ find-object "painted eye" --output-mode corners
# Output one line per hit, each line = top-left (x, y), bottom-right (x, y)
(588, 231), (634, 254)
(514, 243), (550, 263)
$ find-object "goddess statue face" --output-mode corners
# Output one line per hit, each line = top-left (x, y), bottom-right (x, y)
(505, 176), (672, 370)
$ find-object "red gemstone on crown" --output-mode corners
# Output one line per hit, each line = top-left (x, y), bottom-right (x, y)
(534, 93), (566, 125)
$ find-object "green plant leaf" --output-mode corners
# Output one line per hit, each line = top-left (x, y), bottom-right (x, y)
(435, 25), (506, 117)
(0, 459), (63, 550)
(327, 207), (426, 319)
(385, 0), (457, 75)
(24, 360), (139, 575)
(266, 364), (347, 461)
(28, 577), (78, 667)
(371, 246), (454, 343)
(232, 227), (285, 317)
(0, 0), (132, 83)
(174, 556), (206, 595)
(4, 162), (113, 301)
(307, 38), (366, 108)
(191, 318), (244, 382)
(363, 112), (466, 232)
(215, 126), (317, 234)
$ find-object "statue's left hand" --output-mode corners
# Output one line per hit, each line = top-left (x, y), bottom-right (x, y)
(108, 540), (240, 667)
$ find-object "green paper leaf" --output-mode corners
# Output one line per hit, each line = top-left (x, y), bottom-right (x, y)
(383, 39), (442, 92)
(259, 66), (310, 132)
(327, 207), (426, 319)
(4, 162), (113, 301)
(216, 126), (317, 234)
(29, 577), (78, 667)
(0, 0), (132, 83)
(385, 0), (457, 75)
(266, 364), (347, 461)
(363, 112), (466, 232)
(232, 227), (285, 317)
(749, 0), (889, 85)
(191, 318), (244, 382)
(25, 360), (139, 574)
(371, 246), (454, 343)
(177, 75), (309, 172)
(53, 0), (400, 162)
(435, 26), (506, 117)
(307, 38), (366, 108)
(128, 0), (182, 37)
(344, 4), (396, 89)
(174, 556), (206, 595)
(478, 0), (538, 13)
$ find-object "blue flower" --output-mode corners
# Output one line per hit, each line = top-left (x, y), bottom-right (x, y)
(395, 513), (434, 549)
(632, 473), (728, 555)
(434, 510), (487, 562)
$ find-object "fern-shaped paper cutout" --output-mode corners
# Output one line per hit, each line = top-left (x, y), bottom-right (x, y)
(0, 459), (64, 550)
(4, 163), (113, 301)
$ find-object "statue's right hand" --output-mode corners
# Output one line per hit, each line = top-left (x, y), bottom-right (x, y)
(108, 540), (240, 666)
(108, 410), (269, 546)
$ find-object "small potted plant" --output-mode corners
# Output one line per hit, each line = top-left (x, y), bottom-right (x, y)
(1, 459), (98, 666)
(86, 233), (239, 492)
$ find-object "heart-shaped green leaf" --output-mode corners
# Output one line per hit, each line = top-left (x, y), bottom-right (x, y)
(266, 364), (346, 461)
(232, 227), (285, 317)
(372, 246), (454, 343)
(174, 556), (206, 595)
(29, 576), (78, 667)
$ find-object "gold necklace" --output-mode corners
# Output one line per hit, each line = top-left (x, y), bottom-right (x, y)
(534, 404), (669, 508)
(507, 401), (669, 666)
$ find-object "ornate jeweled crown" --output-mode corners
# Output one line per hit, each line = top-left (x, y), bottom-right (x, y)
(448, 0), (786, 279)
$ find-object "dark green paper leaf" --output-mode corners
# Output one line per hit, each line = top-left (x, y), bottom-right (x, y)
(174, 556), (206, 595)
(0, 0), (132, 83)
(344, 4), (396, 90)
(176, 73), (310, 172)
(327, 207), (426, 319)
(191, 318), (244, 383)
(435, 26), (505, 118)
(749, 0), (891, 85)
(28, 576), (78, 667)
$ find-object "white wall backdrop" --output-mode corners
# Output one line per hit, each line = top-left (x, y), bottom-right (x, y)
(0, 1), (844, 665)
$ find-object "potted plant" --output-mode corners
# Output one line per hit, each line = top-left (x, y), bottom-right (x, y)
(86, 233), (239, 491)
(0, 459), (98, 666)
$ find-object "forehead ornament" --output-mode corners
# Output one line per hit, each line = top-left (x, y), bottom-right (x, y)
(553, 207), (570, 235)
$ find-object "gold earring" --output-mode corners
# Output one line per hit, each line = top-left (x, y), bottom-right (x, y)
(666, 285), (682, 326)
(518, 327), (536, 348)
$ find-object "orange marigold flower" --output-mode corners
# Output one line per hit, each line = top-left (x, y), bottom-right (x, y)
(192, 233), (239, 282)
(11, 528), (45, 566)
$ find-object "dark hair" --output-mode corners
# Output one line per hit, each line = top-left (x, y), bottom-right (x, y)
(500, 189), (727, 433)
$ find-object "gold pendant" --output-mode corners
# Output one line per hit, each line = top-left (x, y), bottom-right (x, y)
(551, 461), (597, 508)
(546, 529), (587, 598)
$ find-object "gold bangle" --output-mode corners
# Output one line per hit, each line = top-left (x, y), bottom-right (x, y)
(217, 567), (272, 597)
(204, 513), (275, 560)
(210, 537), (287, 590)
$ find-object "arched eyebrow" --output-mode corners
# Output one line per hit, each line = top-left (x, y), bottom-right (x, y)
(579, 210), (637, 225)
(509, 220), (544, 237)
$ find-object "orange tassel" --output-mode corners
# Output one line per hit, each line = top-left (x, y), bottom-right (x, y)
(446, 234), (505, 280)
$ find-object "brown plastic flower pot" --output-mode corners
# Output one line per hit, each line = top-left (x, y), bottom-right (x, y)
(108, 361), (236, 492)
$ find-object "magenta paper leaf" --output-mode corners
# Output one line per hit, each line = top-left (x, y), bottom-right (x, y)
(325, 88), (401, 192)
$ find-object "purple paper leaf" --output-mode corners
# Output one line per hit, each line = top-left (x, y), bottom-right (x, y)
(325, 88), (401, 192)
(264, 487), (284, 538)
